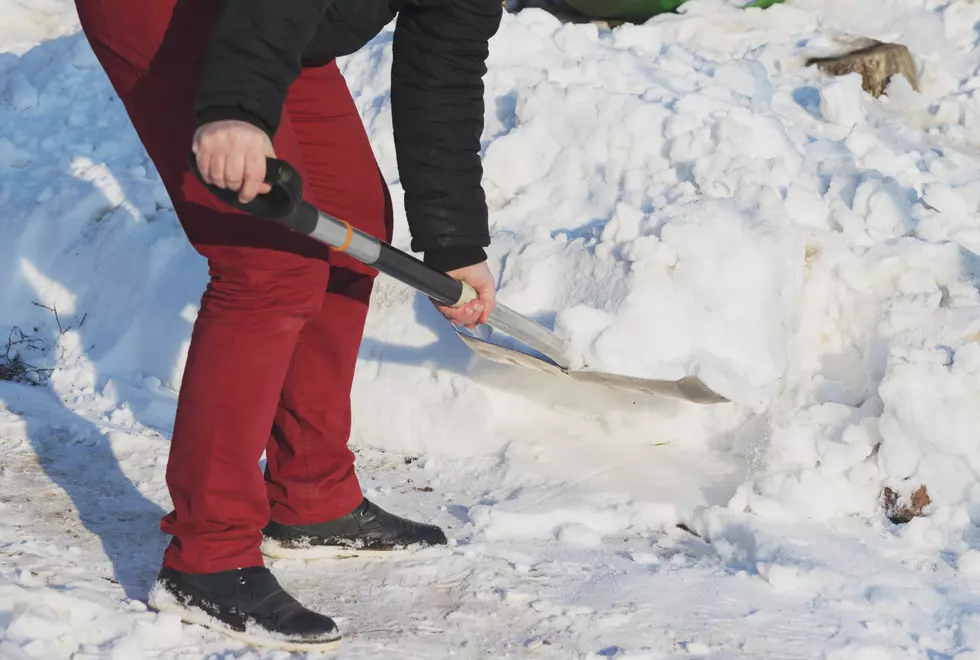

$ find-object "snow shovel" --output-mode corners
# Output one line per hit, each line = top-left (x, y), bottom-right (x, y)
(188, 156), (728, 405)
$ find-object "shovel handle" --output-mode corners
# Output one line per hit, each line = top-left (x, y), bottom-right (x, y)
(187, 153), (477, 307)
(187, 154), (570, 365)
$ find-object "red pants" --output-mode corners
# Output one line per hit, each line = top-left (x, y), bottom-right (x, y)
(76, 0), (392, 572)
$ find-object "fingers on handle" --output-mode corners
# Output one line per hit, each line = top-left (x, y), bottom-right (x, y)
(478, 301), (493, 325)
(435, 302), (481, 328)
(225, 152), (245, 191)
(197, 151), (212, 185)
(239, 153), (265, 203)
(210, 152), (227, 189)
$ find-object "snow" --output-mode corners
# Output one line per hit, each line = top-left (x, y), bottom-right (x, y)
(3, 0), (980, 657)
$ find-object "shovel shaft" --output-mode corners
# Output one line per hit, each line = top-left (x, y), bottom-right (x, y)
(309, 207), (570, 367)
(309, 209), (571, 369)
(307, 208), (471, 307)
(187, 154), (469, 306)
(187, 154), (572, 367)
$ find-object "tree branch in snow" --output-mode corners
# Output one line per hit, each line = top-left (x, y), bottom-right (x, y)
(0, 327), (53, 385)
(31, 300), (64, 334)
(30, 301), (86, 335)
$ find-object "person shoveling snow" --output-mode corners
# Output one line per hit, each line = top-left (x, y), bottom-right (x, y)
(74, 0), (733, 648)
(73, 0), (503, 650)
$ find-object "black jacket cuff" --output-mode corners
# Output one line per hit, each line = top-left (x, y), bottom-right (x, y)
(195, 107), (276, 140)
(423, 247), (487, 272)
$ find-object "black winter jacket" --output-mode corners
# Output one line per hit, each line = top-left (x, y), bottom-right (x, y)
(195, 0), (502, 270)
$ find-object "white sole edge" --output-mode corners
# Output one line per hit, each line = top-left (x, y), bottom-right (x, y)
(148, 586), (341, 652)
(260, 537), (412, 560)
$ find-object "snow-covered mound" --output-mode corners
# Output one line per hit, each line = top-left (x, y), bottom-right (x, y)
(477, 0), (980, 531)
(3, 0), (980, 657)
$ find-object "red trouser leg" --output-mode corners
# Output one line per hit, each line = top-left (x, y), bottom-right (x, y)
(162, 243), (330, 572)
(75, 0), (389, 572)
(264, 64), (393, 526)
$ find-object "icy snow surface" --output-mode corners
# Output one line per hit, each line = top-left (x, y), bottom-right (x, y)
(3, 0), (980, 657)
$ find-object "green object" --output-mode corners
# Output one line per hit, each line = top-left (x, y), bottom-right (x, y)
(563, 0), (784, 22)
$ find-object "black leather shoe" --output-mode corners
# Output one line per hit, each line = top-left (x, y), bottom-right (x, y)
(261, 498), (448, 558)
(149, 566), (340, 650)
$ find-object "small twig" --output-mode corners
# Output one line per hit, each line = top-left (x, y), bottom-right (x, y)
(676, 523), (701, 538)
(5, 327), (44, 360)
(30, 302), (87, 334)
(31, 301), (64, 334)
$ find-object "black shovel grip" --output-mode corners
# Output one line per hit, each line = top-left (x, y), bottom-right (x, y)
(187, 152), (318, 234)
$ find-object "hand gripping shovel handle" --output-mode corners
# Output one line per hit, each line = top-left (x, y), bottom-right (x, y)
(187, 153), (477, 308)
(188, 154), (572, 367)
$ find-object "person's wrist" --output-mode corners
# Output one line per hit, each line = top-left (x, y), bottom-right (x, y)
(423, 247), (487, 272)
(195, 108), (275, 141)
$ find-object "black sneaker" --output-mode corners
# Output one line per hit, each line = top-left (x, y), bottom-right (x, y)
(261, 498), (448, 559)
(148, 566), (340, 651)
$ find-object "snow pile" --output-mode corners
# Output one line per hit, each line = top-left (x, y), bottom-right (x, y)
(1, 0), (979, 540)
(4, 0), (980, 656)
(457, 0), (980, 536)
(0, 0), (78, 55)
(0, 26), (207, 431)
(1, 0), (979, 537)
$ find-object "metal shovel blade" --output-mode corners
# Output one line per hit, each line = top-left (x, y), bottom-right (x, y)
(454, 330), (730, 405)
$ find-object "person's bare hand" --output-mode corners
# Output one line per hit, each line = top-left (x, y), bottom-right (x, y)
(433, 261), (496, 329)
(192, 120), (275, 204)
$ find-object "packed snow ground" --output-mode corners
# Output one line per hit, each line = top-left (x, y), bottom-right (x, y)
(3, 0), (980, 657)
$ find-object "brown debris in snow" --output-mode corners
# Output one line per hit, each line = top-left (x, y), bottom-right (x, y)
(808, 40), (918, 98)
(882, 485), (931, 524)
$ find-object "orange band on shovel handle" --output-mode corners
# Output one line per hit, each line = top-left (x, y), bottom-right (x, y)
(334, 220), (354, 252)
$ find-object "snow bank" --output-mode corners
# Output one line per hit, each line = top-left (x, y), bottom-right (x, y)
(2, 0), (980, 536)
(476, 2), (980, 551)
(0, 0), (77, 55)
(4, 0), (980, 655)
(0, 30), (206, 433)
(466, 2), (980, 543)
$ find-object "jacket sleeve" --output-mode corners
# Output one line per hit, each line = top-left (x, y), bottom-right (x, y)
(194, 0), (338, 138)
(391, 0), (502, 269)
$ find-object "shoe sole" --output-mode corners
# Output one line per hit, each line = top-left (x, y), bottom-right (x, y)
(260, 537), (412, 561)
(148, 583), (341, 652)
